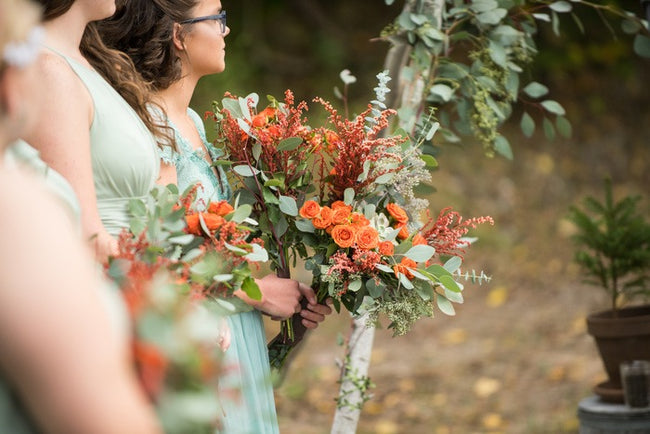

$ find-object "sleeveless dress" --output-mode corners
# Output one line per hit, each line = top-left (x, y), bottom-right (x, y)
(50, 50), (159, 237)
(159, 108), (279, 434)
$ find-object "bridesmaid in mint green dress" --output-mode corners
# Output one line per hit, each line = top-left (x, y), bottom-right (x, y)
(25, 0), (166, 263)
(99, 1), (332, 432)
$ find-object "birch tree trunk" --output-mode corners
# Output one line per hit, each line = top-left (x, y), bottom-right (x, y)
(330, 1), (444, 432)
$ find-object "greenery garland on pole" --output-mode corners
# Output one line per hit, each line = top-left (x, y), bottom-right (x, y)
(330, 1), (648, 432)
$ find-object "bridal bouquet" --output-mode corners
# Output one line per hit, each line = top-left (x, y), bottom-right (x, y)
(210, 72), (492, 369)
(106, 184), (268, 431)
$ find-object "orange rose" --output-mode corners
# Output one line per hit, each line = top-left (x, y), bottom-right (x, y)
(331, 201), (352, 211)
(202, 213), (226, 231)
(251, 107), (276, 128)
(378, 240), (395, 256)
(412, 233), (427, 246)
(332, 207), (351, 225)
(313, 206), (333, 229)
(350, 212), (369, 227)
(208, 200), (234, 216)
(355, 226), (379, 250)
(386, 203), (409, 224)
(331, 224), (356, 248)
(299, 200), (321, 219)
(396, 223), (409, 240)
(393, 257), (417, 279)
(186, 213), (201, 235)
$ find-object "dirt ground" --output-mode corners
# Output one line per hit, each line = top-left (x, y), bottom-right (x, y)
(266, 74), (650, 433)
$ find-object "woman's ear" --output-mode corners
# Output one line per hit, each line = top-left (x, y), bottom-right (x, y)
(172, 22), (185, 52)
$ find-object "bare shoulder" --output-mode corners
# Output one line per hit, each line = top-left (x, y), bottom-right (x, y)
(34, 50), (92, 112)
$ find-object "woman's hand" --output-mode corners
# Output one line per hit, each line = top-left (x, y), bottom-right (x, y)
(91, 229), (119, 265)
(300, 298), (333, 329)
(236, 274), (316, 320)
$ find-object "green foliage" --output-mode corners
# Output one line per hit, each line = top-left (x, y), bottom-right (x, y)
(567, 178), (650, 313)
(381, 0), (649, 158)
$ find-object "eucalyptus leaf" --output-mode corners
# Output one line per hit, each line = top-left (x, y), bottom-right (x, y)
(543, 117), (556, 140)
(439, 275), (462, 292)
(494, 135), (513, 160)
(420, 154), (438, 168)
(278, 195), (298, 216)
(549, 1), (572, 13)
(399, 273), (414, 289)
(277, 137), (303, 152)
(523, 82), (549, 99)
(229, 204), (252, 223)
(375, 173), (394, 184)
(404, 245), (436, 262)
(540, 100), (566, 116)
(556, 116), (572, 138)
(168, 234), (195, 245)
(429, 84), (455, 102)
(366, 279), (385, 298)
(520, 112), (535, 138)
(436, 295), (456, 316)
(244, 243), (269, 262)
(222, 98), (243, 118)
(443, 256), (462, 273)
(233, 165), (259, 177)
(633, 34), (650, 58)
(295, 219), (316, 233)
(477, 9), (507, 26)
(344, 188), (355, 205)
(348, 279), (362, 292)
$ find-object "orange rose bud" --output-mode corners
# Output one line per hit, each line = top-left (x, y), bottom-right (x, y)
(396, 223), (409, 240)
(208, 200), (234, 216)
(332, 207), (351, 225)
(331, 224), (356, 248)
(185, 213), (201, 235)
(412, 233), (427, 246)
(350, 212), (369, 227)
(393, 257), (417, 279)
(386, 203), (409, 224)
(299, 200), (321, 219)
(331, 200), (352, 211)
(378, 240), (395, 256)
(313, 206), (333, 229)
(356, 226), (379, 250)
(202, 213), (226, 231)
(251, 114), (267, 128)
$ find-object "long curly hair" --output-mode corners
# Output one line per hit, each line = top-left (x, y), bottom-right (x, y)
(35, 0), (172, 147)
(98, 0), (198, 91)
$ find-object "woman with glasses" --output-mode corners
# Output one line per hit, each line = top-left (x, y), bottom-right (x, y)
(99, 1), (333, 432)
(0, 0), (160, 432)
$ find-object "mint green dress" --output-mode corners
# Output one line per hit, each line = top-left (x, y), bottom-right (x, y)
(51, 50), (159, 237)
(159, 108), (279, 434)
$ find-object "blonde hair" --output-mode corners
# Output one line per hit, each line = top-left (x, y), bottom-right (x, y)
(0, 0), (41, 72)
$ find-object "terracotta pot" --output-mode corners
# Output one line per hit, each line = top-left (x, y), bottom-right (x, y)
(586, 304), (650, 403)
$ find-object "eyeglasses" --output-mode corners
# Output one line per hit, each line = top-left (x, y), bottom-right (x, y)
(179, 11), (227, 34)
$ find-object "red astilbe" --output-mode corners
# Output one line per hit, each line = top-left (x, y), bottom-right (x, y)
(420, 207), (494, 259)
(314, 97), (406, 200)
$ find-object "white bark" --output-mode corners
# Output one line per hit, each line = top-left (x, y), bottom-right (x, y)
(330, 313), (375, 434)
(329, 1), (445, 432)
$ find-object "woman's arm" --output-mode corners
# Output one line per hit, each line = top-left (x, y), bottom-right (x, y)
(0, 171), (160, 434)
(23, 52), (115, 262)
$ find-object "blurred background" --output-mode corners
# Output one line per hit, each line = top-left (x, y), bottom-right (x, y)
(195, 1), (649, 432)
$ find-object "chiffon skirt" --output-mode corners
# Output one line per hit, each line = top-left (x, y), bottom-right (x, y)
(218, 310), (279, 434)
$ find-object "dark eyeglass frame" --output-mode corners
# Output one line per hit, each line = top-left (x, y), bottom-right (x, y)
(179, 11), (227, 34)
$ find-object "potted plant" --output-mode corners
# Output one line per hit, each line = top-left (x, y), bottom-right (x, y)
(568, 178), (650, 403)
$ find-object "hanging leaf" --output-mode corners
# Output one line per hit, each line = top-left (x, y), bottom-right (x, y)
(520, 112), (535, 138)
(541, 100), (566, 116)
(633, 34), (650, 58)
(549, 1), (572, 13)
(232, 165), (260, 177)
(494, 135), (513, 160)
(556, 116), (572, 138)
(543, 117), (556, 140)
(522, 82), (549, 98)
(436, 295), (456, 316)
